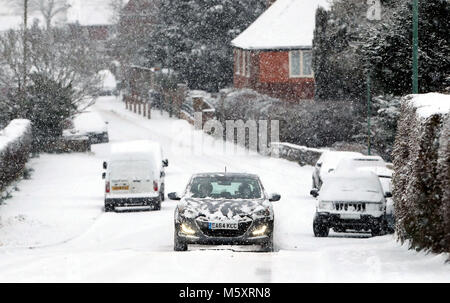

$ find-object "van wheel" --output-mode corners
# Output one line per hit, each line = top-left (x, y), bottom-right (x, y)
(174, 231), (188, 251)
(104, 204), (114, 212)
(154, 199), (161, 211)
(313, 222), (329, 237)
(160, 184), (165, 201)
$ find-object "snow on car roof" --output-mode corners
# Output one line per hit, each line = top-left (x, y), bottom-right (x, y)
(192, 173), (259, 178)
(110, 140), (162, 162)
(336, 155), (386, 172)
(231, 0), (330, 50)
(73, 111), (107, 134)
(318, 151), (362, 174)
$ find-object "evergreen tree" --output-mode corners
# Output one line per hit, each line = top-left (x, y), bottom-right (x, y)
(145, 0), (266, 92)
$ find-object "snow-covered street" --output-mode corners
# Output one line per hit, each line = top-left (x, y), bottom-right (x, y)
(0, 96), (448, 282)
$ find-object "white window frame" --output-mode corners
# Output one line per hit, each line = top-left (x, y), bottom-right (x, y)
(289, 50), (314, 78)
(245, 51), (251, 77)
(236, 49), (241, 75)
(242, 51), (246, 76)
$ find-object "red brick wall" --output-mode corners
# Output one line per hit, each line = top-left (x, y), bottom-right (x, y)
(233, 48), (315, 102)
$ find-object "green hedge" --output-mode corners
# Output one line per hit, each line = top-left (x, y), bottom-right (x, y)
(392, 94), (449, 253)
(0, 119), (32, 191)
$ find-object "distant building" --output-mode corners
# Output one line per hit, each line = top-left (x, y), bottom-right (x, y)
(231, 0), (329, 102)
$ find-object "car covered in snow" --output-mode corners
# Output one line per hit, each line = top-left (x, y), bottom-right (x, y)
(310, 171), (389, 237)
(102, 141), (166, 212)
(312, 151), (362, 190)
(168, 173), (281, 252)
(64, 111), (109, 144)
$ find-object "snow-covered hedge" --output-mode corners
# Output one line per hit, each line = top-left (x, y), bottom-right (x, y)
(0, 119), (32, 190)
(392, 93), (450, 253)
(215, 89), (363, 148)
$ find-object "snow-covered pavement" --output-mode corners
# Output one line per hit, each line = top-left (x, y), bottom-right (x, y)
(0, 96), (448, 282)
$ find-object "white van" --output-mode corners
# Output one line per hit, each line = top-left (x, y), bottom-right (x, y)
(102, 141), (167, 212)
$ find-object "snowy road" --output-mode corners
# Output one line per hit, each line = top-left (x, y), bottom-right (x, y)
(0, 96), (448, 282)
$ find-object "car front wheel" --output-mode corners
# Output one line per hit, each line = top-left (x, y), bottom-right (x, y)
(174, 229), (188, 251)
(261, 234), (274, 252)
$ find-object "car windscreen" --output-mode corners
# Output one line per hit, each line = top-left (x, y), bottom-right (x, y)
(109, 161), (155, 180)
(188, 176), (263, 199)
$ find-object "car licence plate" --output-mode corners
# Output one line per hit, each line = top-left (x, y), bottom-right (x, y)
(208, 222), (239, 230)
(340, 213), (361, 220)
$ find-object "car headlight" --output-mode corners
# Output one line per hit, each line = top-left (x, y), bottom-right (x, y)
(180, 223), (196, 235)
(252, 225), (268, 236)
(319, 201), (333, 210)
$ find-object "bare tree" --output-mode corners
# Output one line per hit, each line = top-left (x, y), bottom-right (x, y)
(13, 0), (70, 29)
(0, 23), (106, 112)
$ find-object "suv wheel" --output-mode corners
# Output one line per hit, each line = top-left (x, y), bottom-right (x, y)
(313, 221), (329, 237)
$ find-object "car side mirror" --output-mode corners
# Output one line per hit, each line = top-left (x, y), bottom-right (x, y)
(385, 192), (393, 198)
(310, 189), (319, 198)
(316, 162), (322, 168)
(162, 159), (169, 167)
(328, 168), (334, 173)
(168, 192), (181, 200)
(102, 172), (106, 179)
(269, 193), (281, 202)
(103, 161), (107, 169)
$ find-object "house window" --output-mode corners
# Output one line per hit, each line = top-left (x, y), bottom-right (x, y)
(289, 50), (313, 78)
(302, 51), (313, 76)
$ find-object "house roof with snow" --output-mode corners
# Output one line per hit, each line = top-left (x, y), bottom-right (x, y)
(231, 0), (330, 50)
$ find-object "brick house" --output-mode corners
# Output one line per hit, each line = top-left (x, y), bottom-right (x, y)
(231, 0), (329, 102)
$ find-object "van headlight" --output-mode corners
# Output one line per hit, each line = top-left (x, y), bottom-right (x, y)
(319, 201), (333, 210)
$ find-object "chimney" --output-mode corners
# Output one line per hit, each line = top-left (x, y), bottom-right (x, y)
(267, 0), (276, 8)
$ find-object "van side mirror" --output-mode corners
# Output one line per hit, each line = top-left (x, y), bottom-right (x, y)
(269, 193), (281, 202)
(385, 192), (393, 198)
(162, 159), (169, 167)
(168, 192), (181, 200)
(102, 172), (106, 179)
(310, 189), (319, 198)
(316, 162), (322, 168)
(103, 161), (107, 169)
